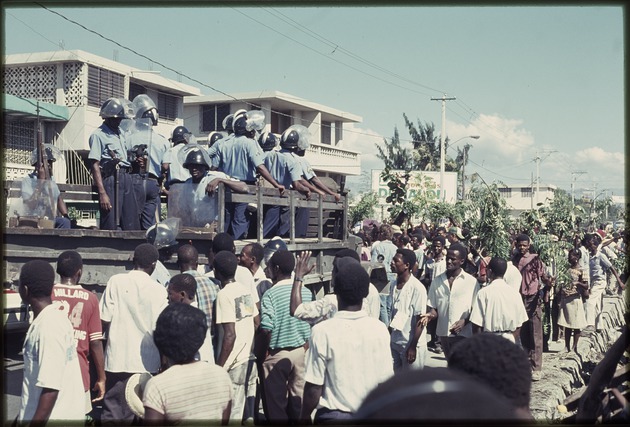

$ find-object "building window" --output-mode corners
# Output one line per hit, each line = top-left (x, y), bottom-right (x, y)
(157, 93), (178, 121)
(321, 121), (332, 145)
(521, 187), (532, 198)
(201, 104), (230, 132)
(271, 109), (292, 134)
(129, 82), (146, 101)
(87, 65), (125, 108)
(499, 188), (512, 198)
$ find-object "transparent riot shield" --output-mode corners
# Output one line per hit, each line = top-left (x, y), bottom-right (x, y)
(8, 177), (59, 224)
(167, 181), (219, 229)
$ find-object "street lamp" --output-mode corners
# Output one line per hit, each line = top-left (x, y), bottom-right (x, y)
(444, 135), (480, 200)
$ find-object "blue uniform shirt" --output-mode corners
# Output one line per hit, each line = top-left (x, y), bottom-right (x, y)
(88, 123), (131, 168)
(163, 144), (190, 184)
(207, 134), (234, 169)
(292, 153), (316, 181)
(126, 127), (169, 177)
(216, 135), (265, 182)
(264, 149), (303, 188)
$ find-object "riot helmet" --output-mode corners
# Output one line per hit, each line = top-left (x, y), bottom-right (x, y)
(222, 114), (234, 133)
(208, 131), (226, 148)
(171, 126), (192, 145)
(99, 97), (128, 118)
(183, 148), (210, 170)
(263, 237), (288, 265)
(280, 125), (311, 151)
(132, 94), (159, 126)
(146, 218), (181, 249)
(30, 144), (63, 166)
(258, 131), (278, 152)
(233, 110), (266, 136)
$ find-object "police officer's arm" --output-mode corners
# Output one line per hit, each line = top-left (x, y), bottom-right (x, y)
(205, 178), (249, 196)
(91, 160), (112, 211)
(308, 175), (341, 202)
(299, 178), (325, 197)
(292, 179), (311, 198)
(256, 164), (285, 194)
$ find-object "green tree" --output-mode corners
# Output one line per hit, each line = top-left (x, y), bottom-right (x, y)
(375, 127), (413, 171)
(348, 191), (379, 226)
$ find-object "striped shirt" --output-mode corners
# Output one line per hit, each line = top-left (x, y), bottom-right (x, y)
(143, 361), (233, 422)
(183, 270), (220, 329)
(260, 279), (313, 349)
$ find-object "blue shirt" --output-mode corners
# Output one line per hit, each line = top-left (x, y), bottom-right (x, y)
(264, 150), (303, 188)
(216, 135), (265, 182)
(207, 134), (234, 169)
(292, 153), (316, 180)
(126, 126), (169, 177)
(88, 123), (131, 168)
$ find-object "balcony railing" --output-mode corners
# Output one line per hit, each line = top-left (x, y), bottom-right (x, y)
(306, 141), (361, 176)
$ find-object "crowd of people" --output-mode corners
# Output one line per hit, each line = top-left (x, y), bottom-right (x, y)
(15, 215), (628, 425)
(79, 95), (339, 238)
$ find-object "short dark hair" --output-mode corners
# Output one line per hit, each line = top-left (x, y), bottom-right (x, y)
(153, 303), (207, 364)
(515, 234), (530, 243)
(169, 274), (197, 299)
(448, 243), (468, 261)
(488, 257), (507, 277)
(334, 261), (369, 305)
(134, 243), (159, 268)
(213, 251), (238, 279)
(335, 248), (361, 262)
(248, 243), (265, 265)
(448, 333), (532, 410)
(20, 260), (55, 299)
(396, 248), (416, 268)
(269, 250), (295, 275)
(56, 250), (83, 278)
(177, 244), (199, 265)
(212, 232), (235, 254)
(568, 248), (582, 260)
(432, 235), (446, 246)
(356, 366), (517, 422)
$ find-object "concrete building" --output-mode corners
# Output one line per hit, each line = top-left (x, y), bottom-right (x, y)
(497, 183), (556, 217)
(3, 49), (200, 183)
(183, 91), (362, 189)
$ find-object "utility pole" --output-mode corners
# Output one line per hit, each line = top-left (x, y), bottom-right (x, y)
(461, 147), (467, 201)
(533, 149), (556, 207)
(431, 94), (456, 201)
(531, 172), (534, 210)
(570, 170), (586, 207)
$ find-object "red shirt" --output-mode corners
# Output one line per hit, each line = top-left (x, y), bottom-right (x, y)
(52, 283), (103, 391)
(512, 253), (546, 296)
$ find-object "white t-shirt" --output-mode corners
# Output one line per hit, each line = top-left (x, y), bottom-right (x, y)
(388, 275), (428, 346)
(304, 310), (393, 413)
(504, 263), (523, 291)
(427, 270), (479, 338)
(100, 270), (168, 373)
(205, 265), (260, 306)
(215, 281), (258, 370)
(143, 361), (233, 422)
(469, 279), (529, 343)
(293, 283), (381, 326)
(19, 304), (85, 423)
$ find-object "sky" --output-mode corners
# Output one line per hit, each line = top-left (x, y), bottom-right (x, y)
(2, 4), (625, 200)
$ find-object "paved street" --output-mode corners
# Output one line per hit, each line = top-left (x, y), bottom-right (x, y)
(4, 330), (25, 425)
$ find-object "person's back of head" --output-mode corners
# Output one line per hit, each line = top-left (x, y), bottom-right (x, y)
(269, 250), (295, 276)
(488, 257), (508, 278)
(379, 224), (393, 241)
(56, 250), (83, 279)
(448, 333), (532, 417)
(177, 244), (199, 269)
(20, 260), (55, 299)
(134, 243), (159, 269)
(213, 251), (238, 281)
(212, 232), (235, 254)
(334, 261), (369, 306)
(169, 273), (198, 301)
(153, 303), (207, 365)
(335, 248), (361, 263)
(356, 366), (519, 423)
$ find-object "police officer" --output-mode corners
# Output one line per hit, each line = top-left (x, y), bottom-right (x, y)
(213, 110), (285, 239)
(278, 125), (336, 237)
(163, 125), (193, 189)
(128, 94), (170, 229)
(207, 109), (245, 169)
(261, 131), (310, 238)
(88, 97), (140, 230)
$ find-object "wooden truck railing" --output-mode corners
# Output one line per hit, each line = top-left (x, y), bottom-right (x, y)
(3, 180), (356, 290)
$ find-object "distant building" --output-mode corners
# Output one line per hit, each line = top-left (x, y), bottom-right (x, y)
(183, 91), (362, 189)
(496, 184), (556, 218)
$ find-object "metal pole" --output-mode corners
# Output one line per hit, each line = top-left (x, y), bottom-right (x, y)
(535, 151), (540, 206)
(461, 148), (466, 201)
(431, 95), (456, 201)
